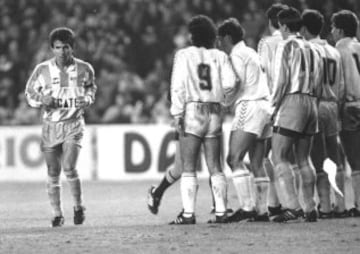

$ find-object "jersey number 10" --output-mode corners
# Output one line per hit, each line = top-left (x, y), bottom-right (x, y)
(323, 58), (336, 86)
(198, 63), (212, 91)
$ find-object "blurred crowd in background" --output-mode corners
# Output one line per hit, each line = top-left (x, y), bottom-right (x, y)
(0, 0), (359, 125)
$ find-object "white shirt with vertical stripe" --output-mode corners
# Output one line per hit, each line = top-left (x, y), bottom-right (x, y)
(272, 34), (322, 107)
(25, 57), (97, 122)
(170, 46), (237, 116)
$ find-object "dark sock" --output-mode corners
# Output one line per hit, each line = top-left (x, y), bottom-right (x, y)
(154, 177), (172, 198)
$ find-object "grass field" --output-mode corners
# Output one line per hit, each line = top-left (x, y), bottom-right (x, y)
(1, 180), (360, 254)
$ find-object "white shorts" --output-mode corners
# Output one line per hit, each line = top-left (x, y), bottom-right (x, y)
(41, 117), (84, 152)
(231, 100), (272, 139)
(184, 102), (223, 138)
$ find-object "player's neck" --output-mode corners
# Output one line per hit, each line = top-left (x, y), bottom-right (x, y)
(55, 57), (74, 70)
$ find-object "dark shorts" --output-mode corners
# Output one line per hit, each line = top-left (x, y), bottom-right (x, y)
(274, 94), (318, 136)
(318, 101), (340, 136)
(341, 101), (360, 131)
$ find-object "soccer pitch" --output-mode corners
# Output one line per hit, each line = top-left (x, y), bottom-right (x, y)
(0, 180), (359, 254)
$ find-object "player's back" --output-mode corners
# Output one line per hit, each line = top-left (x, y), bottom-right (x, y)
(312, 39), (343, 102)
(273, 35), (312, 95)
(306, 40), (323, 98)
(258, 31), (283, 91)
(336, 38), (360, 101)
(172, 46), (230, 103)
(232, 41), (270, 102)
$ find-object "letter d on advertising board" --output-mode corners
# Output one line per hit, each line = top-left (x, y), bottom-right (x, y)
(125, 133), (151, 173)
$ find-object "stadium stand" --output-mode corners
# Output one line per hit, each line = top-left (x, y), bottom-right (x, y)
(0, 0), (359, 125)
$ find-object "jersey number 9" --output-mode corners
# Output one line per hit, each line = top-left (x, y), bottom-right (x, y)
(198, 63), (212, 91)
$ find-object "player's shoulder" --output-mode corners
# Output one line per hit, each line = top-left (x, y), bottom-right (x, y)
(323, 43), (341, 58)
(173, 47), (192, 60)
(209, 48), (228, 59)
(74, 57), (93, 69)
(74, 57), (95, 73)
(335, 38), (359, 51)
(258, 33), (282, 48)
(33, 59), (52, 73)
(260, 33), (282, 45)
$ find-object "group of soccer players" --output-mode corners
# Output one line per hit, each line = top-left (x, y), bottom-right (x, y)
(147, 4), (360, 224)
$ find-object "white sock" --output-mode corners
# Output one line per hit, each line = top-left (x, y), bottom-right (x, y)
(47, 176), (63, 216)
(67, 176), (83, 209)
(181, 172), (198, 217)
(232, 168), (255, 212)
(275, 162), (301, 210)
(290, 164), (301, 194)
(264, 158), (280, 208)
(211, 173), (227, 216)
(255, 177), (270, 215)
(299, 164), (316, 212)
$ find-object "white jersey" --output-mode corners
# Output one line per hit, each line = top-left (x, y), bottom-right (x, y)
(310, 38), (344, 102)
(170, 46), (236, 116)
(272, 35), (322, 107)
(25, 57), (97, 122)
(336, 37), (360, 102)
(229, 41), (270, 105)
(257, 30), (283, 92)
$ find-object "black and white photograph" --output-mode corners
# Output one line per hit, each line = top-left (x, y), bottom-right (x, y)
(0, 0), (360, 253)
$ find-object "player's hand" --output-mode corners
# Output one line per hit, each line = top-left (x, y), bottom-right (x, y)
(77, 96), (90, 108)
(41, 95), (55, 108)
(173, 116), (184, 136)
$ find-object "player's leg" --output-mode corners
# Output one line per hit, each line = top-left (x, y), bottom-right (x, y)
(62, 141), (86, 225)
(271, 131), (303, 222)
(294, 136), (317, 221)
(249, 138), (270, 220)
(227, 129), (257, 222)
(263, 139), (283, 217)
(148, 139), (182, 214)
(203, 136), (228, 223)
(326, 134), (347, 215)
(332, 139), (348, 217)
(288, 148), (301, 196)
(169, 133), (201, 224)
(310, 132), (331, 217)
(43, 148), (63, 227)
(340, 129), (360, 216)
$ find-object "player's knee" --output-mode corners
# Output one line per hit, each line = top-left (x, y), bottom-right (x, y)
(227, 152), (245, 170)
(64, 168), (79, 180)
(47, 166), (61, 177)
(272, 148), (288, 164)
(301, 171), (316, 185)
